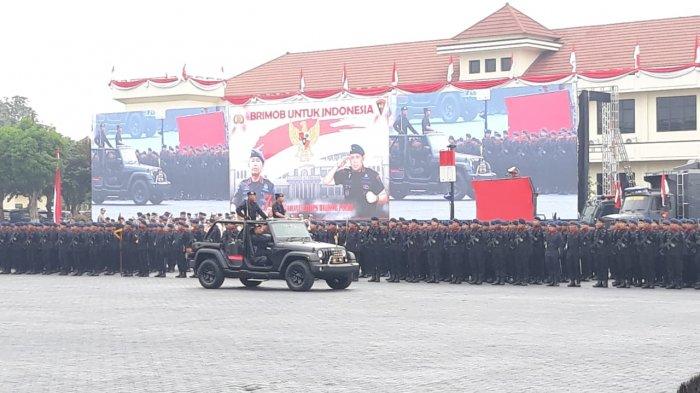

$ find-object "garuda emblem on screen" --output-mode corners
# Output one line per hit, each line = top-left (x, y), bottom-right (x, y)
(288, 119), (320, 162)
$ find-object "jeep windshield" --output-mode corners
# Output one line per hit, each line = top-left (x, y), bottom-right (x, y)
(118, 148), (140, 165)
(620, 195), (652, 213)
(269, 221), (312, 242)
(426, 134), (452, 155)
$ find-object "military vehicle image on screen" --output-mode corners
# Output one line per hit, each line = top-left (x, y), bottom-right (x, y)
(389, 132), (496, 200)
(190, 220), (359, 291)
(91, 147), (170, 205)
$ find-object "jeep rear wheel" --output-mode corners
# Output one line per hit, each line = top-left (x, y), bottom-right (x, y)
(326, 275), (352, 290)
(131, 179), (150, 205)
(92, 192), (106, 204)
(197, 259), (224, 289)
(285, 261), (314, 291)
(240, 277), (262, 288)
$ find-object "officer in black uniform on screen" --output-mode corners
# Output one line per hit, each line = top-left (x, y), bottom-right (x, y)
(322, 144), (388, 218)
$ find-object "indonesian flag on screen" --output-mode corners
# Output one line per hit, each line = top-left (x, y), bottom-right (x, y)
(661, 174), (669, 206)
(53, 150), (62, 224)
(614, 181), (622, 209)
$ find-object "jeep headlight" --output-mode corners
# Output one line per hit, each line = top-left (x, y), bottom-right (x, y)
(316, 250), (324, 259)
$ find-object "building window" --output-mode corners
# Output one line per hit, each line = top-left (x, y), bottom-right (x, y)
(500, 57), (512, 72)
(469, 60), (480, 74)
(595, 173), (603, 196)
(657, 95), (697, 132)
(485, 58), (496, 73)
(619, 99), (635, 134)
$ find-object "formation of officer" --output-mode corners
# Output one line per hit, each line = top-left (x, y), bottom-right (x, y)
(2, 214), (698, 290)
(309, 217), (700, 289)
(0, 217), (200, 278)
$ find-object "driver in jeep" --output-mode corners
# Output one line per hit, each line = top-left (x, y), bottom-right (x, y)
(250, 224), (271, 266)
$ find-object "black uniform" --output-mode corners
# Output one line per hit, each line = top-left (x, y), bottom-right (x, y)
(333, 167), (385, 218)
(393, 114), (418, 135)
(236, 201), (268, 221)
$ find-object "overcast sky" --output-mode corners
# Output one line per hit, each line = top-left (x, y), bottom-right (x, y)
(1, 0), (697, 140)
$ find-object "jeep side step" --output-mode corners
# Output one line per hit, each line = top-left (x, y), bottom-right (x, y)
(224, 270), (282, 280)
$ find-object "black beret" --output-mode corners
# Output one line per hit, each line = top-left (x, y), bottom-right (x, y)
(274, 193), (284, 199)
(247, 191), (256, 196)
(250, 148), (265, 163)
(411, 219), (418, 224)
(350, 144), (365, 156)
(370, 216), (378, 221)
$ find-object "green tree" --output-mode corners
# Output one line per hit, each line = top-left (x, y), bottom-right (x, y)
(1, 119), (64, 219)
(0, 96), (37, 126)
(61, 137), (92, 215)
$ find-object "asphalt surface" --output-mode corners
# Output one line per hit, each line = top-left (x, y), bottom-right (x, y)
(1, 274), (698, 392)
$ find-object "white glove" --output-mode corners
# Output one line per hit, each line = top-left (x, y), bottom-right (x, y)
(365, 191), (378, 204)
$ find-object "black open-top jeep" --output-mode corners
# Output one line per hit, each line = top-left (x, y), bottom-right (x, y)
(189, 219), (359, 291)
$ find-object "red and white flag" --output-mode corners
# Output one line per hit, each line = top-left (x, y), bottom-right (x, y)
(53, 150), (62, 224)
(569, 47), (577, 73)
(299, 68), (306, 93)
(633, 44), (641, 69)
(694, 36), (700, 64)
(613, 181), (622, 209)
(341, 64), (348, 90)
(446, 56), (454, 82)
(660, 173), (669, 206)
(181, 64), (188, 80)
(391, 62), (398, 87)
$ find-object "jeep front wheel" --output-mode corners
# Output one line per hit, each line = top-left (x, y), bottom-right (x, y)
(285, 261), (314, 291)
(326, 275), (352, 290)
(131, 179), (150, 205)
(150, 191), (164, 205)
(240, 277), (262, 288)
(197, 259), (224, 289)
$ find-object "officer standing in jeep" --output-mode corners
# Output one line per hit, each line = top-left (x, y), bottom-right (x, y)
(322, 144), (388, 218)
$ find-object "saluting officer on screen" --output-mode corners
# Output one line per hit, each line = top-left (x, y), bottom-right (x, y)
(322, 144), (388, 218)
(393, 106), (418, 135)
(236, 191), (268, 221)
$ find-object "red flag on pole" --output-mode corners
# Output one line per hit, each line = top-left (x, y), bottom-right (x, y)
(53, 150), (62, 224)
(613, 181), (622, 209)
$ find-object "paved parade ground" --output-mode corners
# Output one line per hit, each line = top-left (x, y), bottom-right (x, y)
(1, 275), (699, 392)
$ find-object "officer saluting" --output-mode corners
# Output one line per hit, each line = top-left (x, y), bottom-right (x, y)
(236, 191), (268, 221)
(322, 144), (388, 218)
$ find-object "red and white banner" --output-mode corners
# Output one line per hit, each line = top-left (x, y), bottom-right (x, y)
(53, 150), (62, 224)
(439, 149), (456, 183)
(229, 96), (391, 219)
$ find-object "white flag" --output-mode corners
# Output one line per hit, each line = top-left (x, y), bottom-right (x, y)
(695, 36), (700, 64)
(299, 69), (306, 93)
(633, 44), (641, 69)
